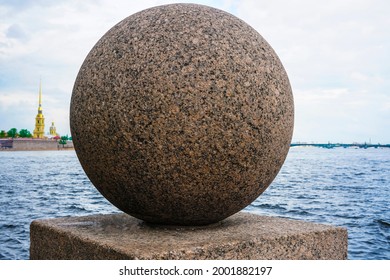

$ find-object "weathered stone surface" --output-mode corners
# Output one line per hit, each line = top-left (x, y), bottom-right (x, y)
(70, 4), (294, 225)
(30, 212), (347, 260)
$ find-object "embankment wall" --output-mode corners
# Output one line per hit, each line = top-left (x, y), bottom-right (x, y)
(0, 139), (74, 151)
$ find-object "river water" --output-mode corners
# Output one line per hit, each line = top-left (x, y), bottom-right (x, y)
(0, 147), (389, 259)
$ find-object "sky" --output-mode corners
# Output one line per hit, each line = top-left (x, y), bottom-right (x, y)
(0, 0), (389, 143)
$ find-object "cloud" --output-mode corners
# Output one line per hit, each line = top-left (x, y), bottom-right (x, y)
(293, 87), (390, 143)
(233, 0), (390, 80)
(5, 24), (29, 41)
(231, 0), (390, 142)
(349, 71), (385, 84)
(0, 0), (177, 134)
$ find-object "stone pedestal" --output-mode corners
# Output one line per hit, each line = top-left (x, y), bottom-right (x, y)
(30, 212), (347, 260)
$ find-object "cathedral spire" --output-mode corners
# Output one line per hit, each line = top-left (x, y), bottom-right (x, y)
(38, 78), (42, 113)
(33, 79), (45, 138)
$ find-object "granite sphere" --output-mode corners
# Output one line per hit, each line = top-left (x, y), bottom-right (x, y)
(70, 4), (294, 225)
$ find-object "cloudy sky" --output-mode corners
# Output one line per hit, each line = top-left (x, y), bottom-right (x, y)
(0, 0), (389, 143)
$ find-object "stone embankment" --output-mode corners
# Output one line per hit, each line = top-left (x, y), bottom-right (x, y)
(0, 138), (74, 151)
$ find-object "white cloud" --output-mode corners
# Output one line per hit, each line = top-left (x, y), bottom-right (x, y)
(0, 91), (35, 109)
(350, 72), (384, 84)
(293, 87), (390, 143)
(232, 0), (390, 142)
(0, 0), (185, 134)
(295, 88), (350, 102)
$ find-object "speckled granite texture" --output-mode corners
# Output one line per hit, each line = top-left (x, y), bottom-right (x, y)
(70, 4), (294, 225)
(30, 212), (347, 260)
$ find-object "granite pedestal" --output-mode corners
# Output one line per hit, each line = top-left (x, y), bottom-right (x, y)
(30, 212), (347, 260)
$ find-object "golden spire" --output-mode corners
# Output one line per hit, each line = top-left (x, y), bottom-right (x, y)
(38, 78), (42, 113)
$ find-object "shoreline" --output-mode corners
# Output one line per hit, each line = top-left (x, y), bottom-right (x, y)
(0, 147), (74, 152)
(291, 143), (390, 149)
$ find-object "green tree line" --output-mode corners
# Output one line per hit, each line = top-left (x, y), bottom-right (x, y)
(0, 128), (32, 138)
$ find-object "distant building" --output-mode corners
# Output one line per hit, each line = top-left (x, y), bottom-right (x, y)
(49, 122), (57, 136)
(33, 80), (45, 138)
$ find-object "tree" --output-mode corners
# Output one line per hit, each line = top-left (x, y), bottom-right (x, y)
(19, 129), (32, 138)
(59, 135), (68, 147)
(0, 130), (6, 138)
(7, 128), (18, 138)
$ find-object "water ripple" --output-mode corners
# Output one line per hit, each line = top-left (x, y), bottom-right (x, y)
(247, 147), (390, 260)
(1, 148), (390, 259)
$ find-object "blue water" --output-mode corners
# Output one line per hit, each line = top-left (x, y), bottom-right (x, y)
(0, 148), (389, 260)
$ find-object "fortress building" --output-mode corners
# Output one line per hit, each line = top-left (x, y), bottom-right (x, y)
(33, 80), (45, 138)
